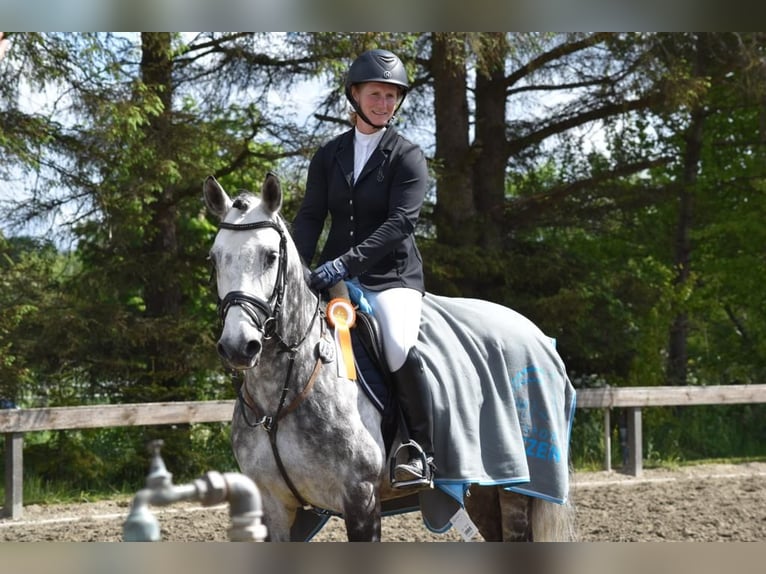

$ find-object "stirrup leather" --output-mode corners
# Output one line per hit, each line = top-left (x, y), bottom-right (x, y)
(389, 439), (435, 489)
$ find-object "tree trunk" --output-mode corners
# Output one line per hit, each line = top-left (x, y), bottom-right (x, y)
(141, 33), (180, 320)
(472, 33), (509, 250)
(431, 33), (476, 247)
(667, 41), (707, 386)
(137, 33), (184, 401)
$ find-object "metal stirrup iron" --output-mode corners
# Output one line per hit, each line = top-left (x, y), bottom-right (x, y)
(389, 439), (435, 489)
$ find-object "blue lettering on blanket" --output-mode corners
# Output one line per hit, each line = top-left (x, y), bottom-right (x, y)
(512, 366), (564, 464)
(524, 435), (561, 463)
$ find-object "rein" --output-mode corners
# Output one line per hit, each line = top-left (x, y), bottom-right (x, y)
(238, 348), (324, 431)
(236, 294), (322, 432)
(216, 216), (323, 510)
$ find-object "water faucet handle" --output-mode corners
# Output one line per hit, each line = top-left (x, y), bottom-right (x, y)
(146, 439), (172, 489)
(148, 439), (164, 457)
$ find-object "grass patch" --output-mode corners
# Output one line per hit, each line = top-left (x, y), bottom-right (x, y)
(1, 474), (136, 506)
(672, 455), (766, 467)
(573, 454), (766, 474)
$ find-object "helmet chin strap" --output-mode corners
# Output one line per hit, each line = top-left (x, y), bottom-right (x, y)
(357, 109), (389, 130)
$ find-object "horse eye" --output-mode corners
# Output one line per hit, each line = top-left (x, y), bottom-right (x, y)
(266, 251), (278, 266)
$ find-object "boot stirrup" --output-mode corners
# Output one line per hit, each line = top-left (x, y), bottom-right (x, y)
(390, 439), (435, 489)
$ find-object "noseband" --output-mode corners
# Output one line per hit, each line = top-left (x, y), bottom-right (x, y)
(216, 219), (287, 339)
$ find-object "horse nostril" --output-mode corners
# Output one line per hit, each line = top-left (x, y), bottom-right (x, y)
(245, 340), (261, 359)
(216, 341), (229, 360)
(217, 337), (261, 368)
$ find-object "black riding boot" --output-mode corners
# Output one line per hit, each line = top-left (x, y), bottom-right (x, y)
(390, 347), (436, 488)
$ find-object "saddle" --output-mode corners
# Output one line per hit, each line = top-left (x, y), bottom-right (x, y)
(323, 289), (399, 455)
(350, 310), (400, 455)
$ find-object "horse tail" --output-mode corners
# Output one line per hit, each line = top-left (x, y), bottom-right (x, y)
(530, 497), (576, 542)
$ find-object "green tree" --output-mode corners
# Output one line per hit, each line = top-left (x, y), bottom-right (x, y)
(0, 32), (318, 481)
(1, 33), (316, 404)
(0, 235), (67, 404)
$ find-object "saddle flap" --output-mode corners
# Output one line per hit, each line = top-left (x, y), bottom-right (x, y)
(350, 310), (398, 455)
(353, 310), (389, 378)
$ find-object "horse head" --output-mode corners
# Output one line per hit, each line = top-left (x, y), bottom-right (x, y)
(203, 172), (292, 369)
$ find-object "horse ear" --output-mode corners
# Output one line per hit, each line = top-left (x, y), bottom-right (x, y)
(261, 171), (283, 215)
(203, 176), (233, 220)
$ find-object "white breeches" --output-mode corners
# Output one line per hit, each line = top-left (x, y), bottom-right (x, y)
(361, 286), (423, 372)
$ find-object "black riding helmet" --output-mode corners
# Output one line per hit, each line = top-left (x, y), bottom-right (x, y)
(345, 49), (409, 130)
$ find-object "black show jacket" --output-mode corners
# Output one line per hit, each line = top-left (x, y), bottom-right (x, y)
(293, 126), (428, 293)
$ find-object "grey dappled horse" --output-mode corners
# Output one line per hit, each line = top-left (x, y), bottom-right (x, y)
(203, 172), (574, 542)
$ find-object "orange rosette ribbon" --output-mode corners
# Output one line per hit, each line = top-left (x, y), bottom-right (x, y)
(326, 298), (357, 380)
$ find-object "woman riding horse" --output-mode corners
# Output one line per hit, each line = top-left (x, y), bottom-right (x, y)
(292, 49), (435, 488)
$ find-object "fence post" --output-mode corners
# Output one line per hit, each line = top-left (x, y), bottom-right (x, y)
(625, 407), (642, 477)
(603, 408), (611, 472)
(3, 432), (24, 519)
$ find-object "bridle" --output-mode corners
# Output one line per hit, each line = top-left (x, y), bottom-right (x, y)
(216, 219), (288, 340)
(213, 216), (323, 510)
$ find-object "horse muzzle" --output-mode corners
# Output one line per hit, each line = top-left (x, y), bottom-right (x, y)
(217, 336), (262, 370)
(216, 310), (265, 369)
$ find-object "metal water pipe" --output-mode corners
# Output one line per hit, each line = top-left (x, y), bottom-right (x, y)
(122, 440), (267, 542)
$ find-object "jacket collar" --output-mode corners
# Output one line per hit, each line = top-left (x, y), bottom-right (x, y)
(337, 126), (397, 188)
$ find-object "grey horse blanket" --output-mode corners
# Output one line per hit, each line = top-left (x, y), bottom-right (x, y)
(414, 294), (576, 531)
(291, 292), (576, 540)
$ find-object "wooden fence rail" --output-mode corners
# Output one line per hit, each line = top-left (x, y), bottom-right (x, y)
(575, 384), (766, 478)
(1, 400), (236, 520)
(2, 385), (766, 519)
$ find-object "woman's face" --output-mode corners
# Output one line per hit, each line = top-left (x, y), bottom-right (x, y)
(352, 81), (401, 132)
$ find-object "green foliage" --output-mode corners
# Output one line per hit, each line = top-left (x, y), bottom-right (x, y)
(569, 409), (609, 470)
(0, 423), (237, 502)
(638, 404), (766, 467)
(569, 402), (766, 472)
(0, 236), (73, 403)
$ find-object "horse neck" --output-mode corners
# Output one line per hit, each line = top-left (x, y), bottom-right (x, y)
(277, 258), (320, 347)
(276, 225), (319, 346)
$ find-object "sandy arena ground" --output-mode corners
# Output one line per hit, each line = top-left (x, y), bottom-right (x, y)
(2, 462), (765, 542)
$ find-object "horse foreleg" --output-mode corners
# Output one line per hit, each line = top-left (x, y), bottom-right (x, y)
(259, 496), (296, 542)
(342, 482), (381, 541)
